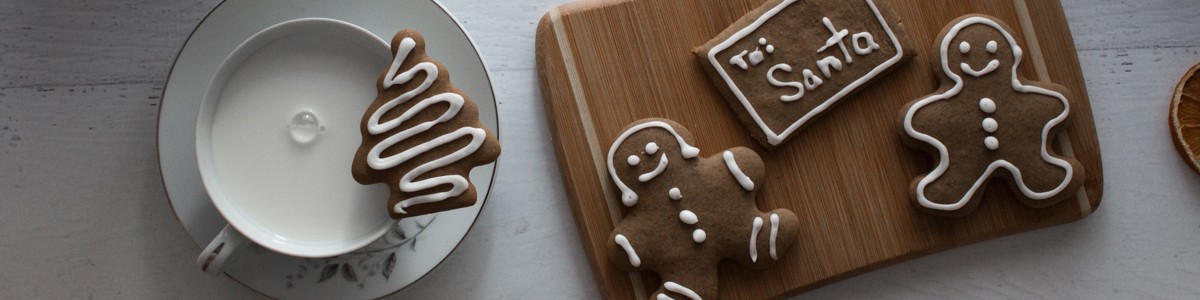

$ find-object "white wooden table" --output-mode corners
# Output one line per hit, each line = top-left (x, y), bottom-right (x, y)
(1, 0), (1198, 298)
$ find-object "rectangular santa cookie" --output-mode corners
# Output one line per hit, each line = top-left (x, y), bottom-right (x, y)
(695, 0), (914, 148)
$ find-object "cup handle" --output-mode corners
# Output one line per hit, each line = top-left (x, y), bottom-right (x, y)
(196, 224), (250, 276)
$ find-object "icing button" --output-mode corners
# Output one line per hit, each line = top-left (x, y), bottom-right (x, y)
(692, 229), (707, 243)
(980, 98), (996, 114)
(982, 118), (998, 133)
(679, 210), (699, 225)
(984, 136), (1000, 150)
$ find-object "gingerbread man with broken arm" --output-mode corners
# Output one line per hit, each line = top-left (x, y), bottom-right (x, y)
(604, 119), (801, 299)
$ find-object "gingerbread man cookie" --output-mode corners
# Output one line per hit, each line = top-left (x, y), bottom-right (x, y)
(605, 119), (801, 299)
(899, 15), (1084, 216)
(352, 30), (501, 219)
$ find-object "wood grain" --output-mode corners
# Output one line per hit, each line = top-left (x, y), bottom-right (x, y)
(4, 0), (1200, 299)
(536, 0), (1104, 298)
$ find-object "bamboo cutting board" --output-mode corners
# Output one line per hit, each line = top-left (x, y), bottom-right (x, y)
(535, 0), (1103, 298)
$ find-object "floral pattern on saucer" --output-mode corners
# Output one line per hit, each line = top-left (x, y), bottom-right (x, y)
(281, 214), (436, 290)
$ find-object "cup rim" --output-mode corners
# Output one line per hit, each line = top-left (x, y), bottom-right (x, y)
(194, 17), (394, 258)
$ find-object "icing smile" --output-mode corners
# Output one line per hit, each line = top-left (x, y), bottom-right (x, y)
(961, 60), (999, 77)
(638, 153), (669, 182)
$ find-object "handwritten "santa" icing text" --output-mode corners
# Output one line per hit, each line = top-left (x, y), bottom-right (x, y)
(765, 17), (881, 102)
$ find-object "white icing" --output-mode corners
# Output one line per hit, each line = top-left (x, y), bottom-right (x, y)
(692, 229), (707, 243)
(657, 293), (675, 300)
(852, 32), (880, 55)
(723, 151), (755, 191)
(985, 136), (1000, 150)
(987, 40), (999, 54)
(664, 282), (702, 300)
(645, 142), (660, 155)
(638, 154), (668, 182)
(705, 0), (906, 146)
(749, 216), (763, 262)
(366, 37), (489, 215)
(679, 210), (699, 225)
(627, 155), (641, 166)
(816, 56), (844, 78)
(749, 50), (765, 66)
(730, 50), (749, 70)
(607, 121), (700, 207)
(758, 37), (767, 45)
(767, 64), (804, 102)
(901, 16), (1075, 212)
(980, 98), (997, 113)
(769, 213), (780, 260)
(802, 69), (823, 90)
(614, 234), (641, 267)
(959, 41), (971, 54)
(766, 45), (775, 53)
(819, 17), (853, 63)
(669, 187), (682, 200)
(962, 60), (1000, 77)
(982, 118), (998, 133)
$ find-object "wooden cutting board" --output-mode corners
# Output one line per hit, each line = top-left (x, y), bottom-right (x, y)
(535, 0), (1103, 298)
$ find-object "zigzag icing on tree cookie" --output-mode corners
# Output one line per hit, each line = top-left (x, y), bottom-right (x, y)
(353, 30), (500, 219)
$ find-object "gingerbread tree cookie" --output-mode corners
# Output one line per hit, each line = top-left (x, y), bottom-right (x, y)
(605, 119), (801, 299)
(352, 30), (501, 220)
(898, 15), (1084, 216)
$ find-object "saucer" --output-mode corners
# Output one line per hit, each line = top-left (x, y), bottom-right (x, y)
(158, 0), (498, 298)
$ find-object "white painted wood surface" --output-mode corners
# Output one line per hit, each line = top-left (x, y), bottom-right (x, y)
(0, 0), (1197, 298)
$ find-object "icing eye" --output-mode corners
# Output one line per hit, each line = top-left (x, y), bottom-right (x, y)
(645, 142), (659, 155)
(627, 155), (641, 166)
(959, 41), (971, 54)
(986, 40), (998, 54)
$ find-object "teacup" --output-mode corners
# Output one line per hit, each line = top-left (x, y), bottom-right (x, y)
(194, 18), (394, 275)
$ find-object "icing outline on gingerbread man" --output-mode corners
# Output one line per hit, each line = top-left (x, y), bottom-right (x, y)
(902, 16), (1075, 212)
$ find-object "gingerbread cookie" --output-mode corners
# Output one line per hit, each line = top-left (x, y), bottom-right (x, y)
(352, 30), (501, 219)
(604, 119), (801, 299)
(695, 0), (913, 148)
(898, 15), (1084, 216)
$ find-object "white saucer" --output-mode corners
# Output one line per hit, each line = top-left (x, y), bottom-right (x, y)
(157, 0), (498, 298)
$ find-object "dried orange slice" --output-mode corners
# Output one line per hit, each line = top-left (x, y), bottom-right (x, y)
(1171, 61), (1200, 175)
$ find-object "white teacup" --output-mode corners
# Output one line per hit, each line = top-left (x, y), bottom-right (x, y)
(194, 18), (395, 275)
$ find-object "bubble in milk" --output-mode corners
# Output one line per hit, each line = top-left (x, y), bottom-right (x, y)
(288, 110), (324, 144)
